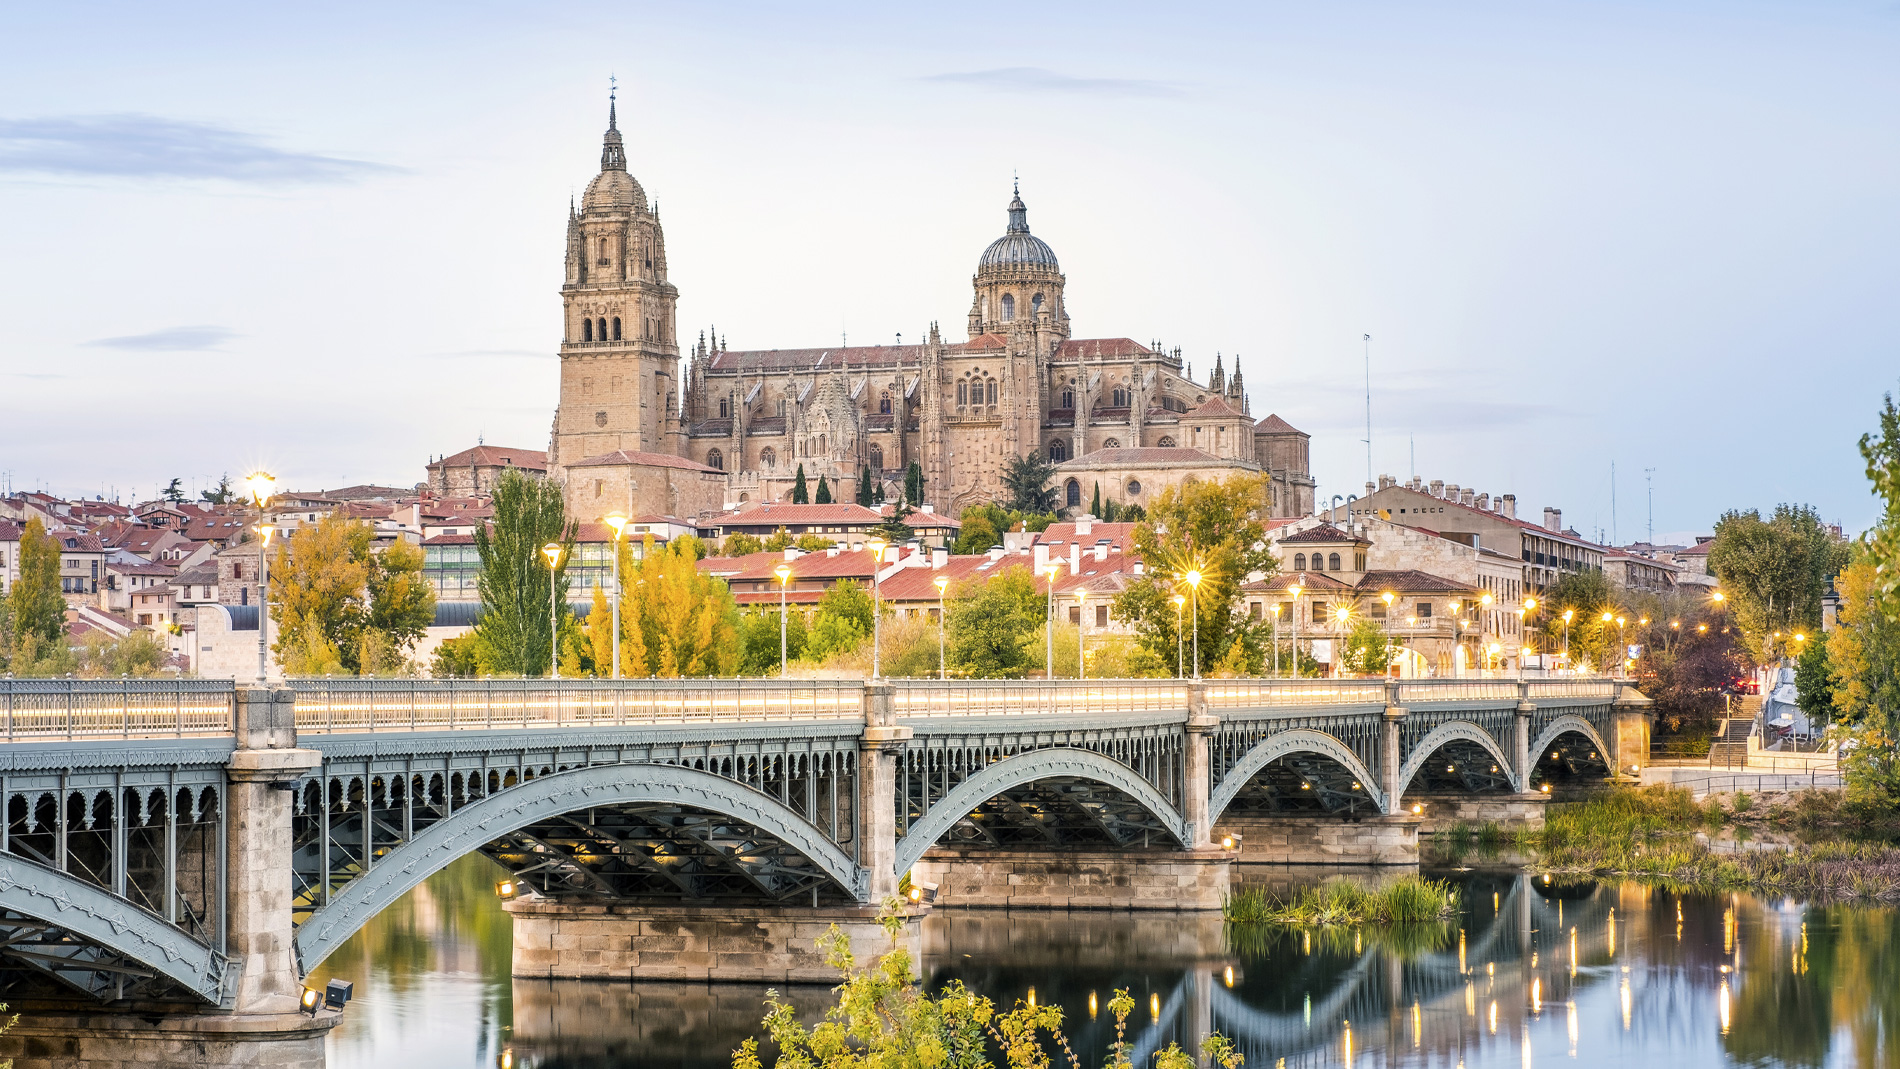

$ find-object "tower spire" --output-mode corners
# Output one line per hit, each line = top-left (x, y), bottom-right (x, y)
(600, 79), (626, 172)
(1006, 178), (1029, 234)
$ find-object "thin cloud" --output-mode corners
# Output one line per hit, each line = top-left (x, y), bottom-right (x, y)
(0, 114), (395, 184)
(85, 325), (237, 352)
(922, 67), (1183, 97)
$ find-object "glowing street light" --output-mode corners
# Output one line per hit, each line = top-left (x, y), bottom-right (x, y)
(774, 562), (794, 677)
(541, 542), (563, 678)
(934, 574), (950, 680)
(245, 471), (276, 685)
(1184, 569), (1204, 680)
(602, 513), (628, 680)
(1289, 579), (1304, 676)
(866, 536), (888, 678)
(1269, 601), (1282, 677)
(1076, 588), (1090, 679)
(1046, 562), (1064, 678)
(1174, 594), (1188, 678)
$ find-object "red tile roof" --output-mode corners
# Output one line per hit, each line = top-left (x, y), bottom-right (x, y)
(1278, 522), (1366, 545)
(721, 503), (887, 527)
(1054, 338), (1153, 359)
(566, 450), (721, 473)
(1354, 569), (1475, 594)
(724, 549), (882, 584)
(432, 445), (548, 470)
(1058, 447), (1226, 467)
(1254, 413), (1306, 435)
(1244, 571), (1354, 594)
(1186, 396), (1245, 418)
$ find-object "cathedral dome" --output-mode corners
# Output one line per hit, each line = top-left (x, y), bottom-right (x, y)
(977, 185), (1058, 272)
(583, 169), (647, 213)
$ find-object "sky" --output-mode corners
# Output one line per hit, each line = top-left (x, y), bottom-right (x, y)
(1, 1), (1896, 542)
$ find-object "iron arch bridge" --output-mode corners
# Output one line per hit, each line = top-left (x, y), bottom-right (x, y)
(0, 675), (1638, 1004)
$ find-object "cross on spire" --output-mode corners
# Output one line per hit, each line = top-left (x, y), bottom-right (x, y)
(608, 75), (618, 129)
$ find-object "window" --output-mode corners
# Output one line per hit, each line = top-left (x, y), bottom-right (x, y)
(1312, 601), (1329, 621)
(598, 318), (607, 341)
(760, 447), (777, 468)
(1048, 440), (1069, 462)
(1156, 436), (1176, 447)
(718, 398), (729, 417)
(1328, 552), (1342, 570)
(1370, 601), (1387, 619)
(1060, 387), (1074, 409)
(778, 399), (787, 416)
(1111, 386), (1129, 407)
(707, 449), (724, 470)
(869, 444), (884, 470)
(1065, 479), (1081, 507)
(879, 391), (891, 414)
(1069, 605), (1082, 624)
(1294, 553), (1306, 570)
(1126, 479), (1141, 495)
(1418, 602), (1433, 619)
(583, 319), (593, 342)
(987, 379), (998, 405)
(1102, 438), (1120, 449)
(1001, 294), (1015, 320)
(612, 317), (622, 340)
(1095, 604), (1108, 627)
(957, 381), (968, 406)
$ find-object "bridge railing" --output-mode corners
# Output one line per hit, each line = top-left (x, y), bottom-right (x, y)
(1525, 679), (1618, 701)
(0, 678), (237, 739)
(891, 679), (1189, 718)
(1203, 679), (1387, 707)
(289, 678), (866, 733)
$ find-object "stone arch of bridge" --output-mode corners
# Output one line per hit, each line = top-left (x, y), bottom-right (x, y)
(1207, 728), (1386, 821)
(1396, 721), (1521, 801)
(1529, 715), (1613, 778)
(295, 762), (863, 970)
(892, 747), (1190, 877)
(0, 854), (228, 1005)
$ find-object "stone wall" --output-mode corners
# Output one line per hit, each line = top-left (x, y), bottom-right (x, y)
(506, 898), (922, 983)
(511, 978), (833, 1064)
(923, 909), (1228, 966)
(1405, 792), (1549, 835)
(909, 847), (1232, 910)
(1213, 814), (1421, 866)
(0, 1010), (334, 1069)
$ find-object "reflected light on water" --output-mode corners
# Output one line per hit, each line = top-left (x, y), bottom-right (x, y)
(1621, 976), (1633, 1031)
(1719, 979), (1732, 1034)
(1412, 1001), (1421, 1048)
(1567, 1000), (1579, 1056)
(1532, 977), (1541, 1016)
(1489, 999), (1498, 1034)
(1607, 907), (1616, 958)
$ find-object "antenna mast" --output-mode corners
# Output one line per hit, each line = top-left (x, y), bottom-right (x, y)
(1362, 334), (1372, 487)
(1645, 468), (1656, 544)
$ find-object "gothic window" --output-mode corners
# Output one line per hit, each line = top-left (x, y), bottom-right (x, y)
(707, 449), (724, 471)
(1329, 553), (1342, 571)
(760, 447), (777, 468)
(1102, 438), (1120, 449)
(598, 318), (608, 341)
(1001, 294), (1015, 321)
(879, 391), (891, 414)
(956, 381), (968, 406)
(777, 399), (787, 416)
(1111, 385), (1130, 407)
(718, 398), (728, 418)
(1065, 479), (1081, 508)
(1032, 293), (1044, 314)
(1157, 436), (1176, 447)
(612, 317), (622, 340)
(986, 379), (998, 405)
(1294, 553), (1307, 570)
(1048, 440), (1068, 462)
(1060, 387), (1074, 410)
(869, 444), (884, 470)
(583, 319), (593, 342)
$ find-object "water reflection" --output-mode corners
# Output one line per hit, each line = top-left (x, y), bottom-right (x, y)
(311, 858), (1900, 1069)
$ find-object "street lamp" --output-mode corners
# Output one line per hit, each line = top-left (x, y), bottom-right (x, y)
(1288, 580), (1304, 678)
(1380, 591), (1395, 671)
(1184, 569), (1204, 680)
(541, 542), (563, 678)
(1268, 602), (1281, 677)
(1332, 603), (1350, 678)
(1562, 609), (1574, 669)
(866, 536), (888, 678)
(244, 471), (275, 685)
(775, 563), (793, 677)
(602, 513), (628, 680)
(934, 574), (950, 680)
(1075, 588), (1089, 679)
(1046, 562), (1063, 678)
(1173, 594), (1187, 678)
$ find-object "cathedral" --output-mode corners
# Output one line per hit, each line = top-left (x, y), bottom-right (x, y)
(548, 100), (1316, 522)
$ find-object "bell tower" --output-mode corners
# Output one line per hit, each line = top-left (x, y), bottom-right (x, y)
(548, 90), (681, 479)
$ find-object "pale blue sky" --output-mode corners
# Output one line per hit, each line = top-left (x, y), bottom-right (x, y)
(2, 1), (1896, 540)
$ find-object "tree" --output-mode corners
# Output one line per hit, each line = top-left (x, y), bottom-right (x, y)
(1708, 503), (1848, 663)
(1862, 393), (1900, 615)
(1794, 630), (1835, 725)
(815, 475), (833, 504)
(904, 461), (924, 508)
(6, 519), (66, 670)
(1831, 552), (1900, 801)
(161, 478), (185, 503)
(430, 633), (483, 677)
(805, 579), (874, 662)
(738, 607), (807, 674)
(723, 532), (766, 557)
(1090, 482), (1103, 518)
(470, 468), (576, 676)
(953, 507), (1002, 555)
(1631, 604), (1750, 732)
(269, 515), (434, 675)
(200, 474), (235, 504)
(610, 535), (741, 676)
(1339, 617), (1392, 676)
(999, 454), (1058, 515)
(857, 465), (875, 506)
(1537, 570), (1622, 672)
(791, 465), (810, 504)
(1112, 474), (1275, 675)
(76, 630), (170, 677)
(947, 566), (1045, 677)
(365, 537), (434, 662)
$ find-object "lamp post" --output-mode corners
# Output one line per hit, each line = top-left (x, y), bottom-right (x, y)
(1269, 602), (1281, 677)
(1184, 570), (1203, 680)
(1520, 596), (1538, 677)
(602, 513), (628, 680)
(1562, 609), (1574, 670)
(244, 472), (275, 684)
(1332, 604), (1350, 678)
(1173, 594), (1187, 678)
(1479, 592), (1494, 677)
(541, 542), (563, 679)
(1380, 591), (1395, 675)
(1600, 611), (1616, 678)
(866, 536), (888, 678)
(1617, 616), (1629, 678)
(775, 563), (793, 677)
(1075, 588), (1088, 679)
(934, 574), (949, 680)
(1046, 563), (1062, 678)
(1288, 580), (1304, 677)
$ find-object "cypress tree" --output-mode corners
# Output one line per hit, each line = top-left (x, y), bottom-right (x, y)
(1091, 482), (1102, 518)
(858, 465), (874, 506)
(792, 465), (810, 504)
(469, 469), (576, 676)
(816, 475), (833, 504)
(905, 461), (924, 508)
(7, 519), (66, 659)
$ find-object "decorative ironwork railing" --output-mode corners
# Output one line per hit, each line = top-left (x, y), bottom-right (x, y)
(0, 679), (235, 739)
(890, 679), (1187, 718)
(288, 678), (866, 733)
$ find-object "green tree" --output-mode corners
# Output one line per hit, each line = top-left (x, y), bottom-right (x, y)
(430, 633), (484, 677)
(804, 579), (874, 662)
(816, 475), (833, 504)
(365, 537), (434, 663)
(1862, 393), (1900, 615)
(200, 474), (235, 504)
(857, 465), (874, 506)
(1708, 503), (1848, 663)
(1339, 617), (1392, 676)
(1794, 630), (1835, 725)
(738, 607), (807, 674)
(1112, 474), (1275, 675)
(269, 515), (434, 675)
(1090, 482), (1103, 517)
(611, 535), (741, 676)
(470, 468), (576, 676)
(723, 531), (766, 557)
(999, 453), (1058, 515)
(161, 478), (185, 503)
(791, 464), (810, 504)
(905, 461), (924, 508)
(6, 519), (66, 670)
(76, 630), (170, 677)
(947, 566), (1045, 677)
(1537, 569), (1622, 672)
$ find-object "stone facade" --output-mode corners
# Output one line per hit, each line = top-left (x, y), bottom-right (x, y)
(546, 101), (1316, 519)
(910, 847), (1232, 910)
(426, 444), (548, 496)
(1407, 792), (1550, 835)
(1213, 814), (1422, 866)
(560, 449), (725, 525)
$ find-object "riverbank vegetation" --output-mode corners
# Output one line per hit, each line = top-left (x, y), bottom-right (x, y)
(1224, 874), (1459, 925)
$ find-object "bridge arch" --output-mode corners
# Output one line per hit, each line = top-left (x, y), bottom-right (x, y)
(296, 762), (863, 969)
(893, 748), (1190, 877)
(1208, 728), (1386, 821)
(0, 855), (227, 1005)
(1396, 721), (1521, 802)
(1529, 715), (1612, 779)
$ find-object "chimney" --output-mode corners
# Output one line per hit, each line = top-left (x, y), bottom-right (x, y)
(1069, 543), (1081, 574)
(784, 548), (801, 561)
(932, 547), (947, 569)
(1544, 507), (1563, 532)
(1411, 476), (1423, 491)
(1133, 560), (1145, 576)
(921, 504), (934, 513)
(1460, 489), (1475, 507)
(1476, 493), (1490, 511)
(1500, 493), (1517, 519)
(1430, 480), (1444, 498)
(1445, 483), (1460, 503)
(1094, 542), (1108, 562)
(1077, 516), (1093, 536)
(1034, 543), (1050, 573)
(988, 545), (1005, 562)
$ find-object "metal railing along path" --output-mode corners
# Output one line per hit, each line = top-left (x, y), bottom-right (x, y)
(289, 678), (866, 733)
(0, 678), (236, 740)
(1203, 679), (1386, 707)
(890, 679), (1189, 718)
(1677, 771), (1843, 798)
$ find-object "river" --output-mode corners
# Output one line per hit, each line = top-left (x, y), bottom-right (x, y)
(306, 854), (1900, 1068)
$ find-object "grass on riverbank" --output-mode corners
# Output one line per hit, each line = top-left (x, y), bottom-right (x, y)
(1224, 875), (1460, 925)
